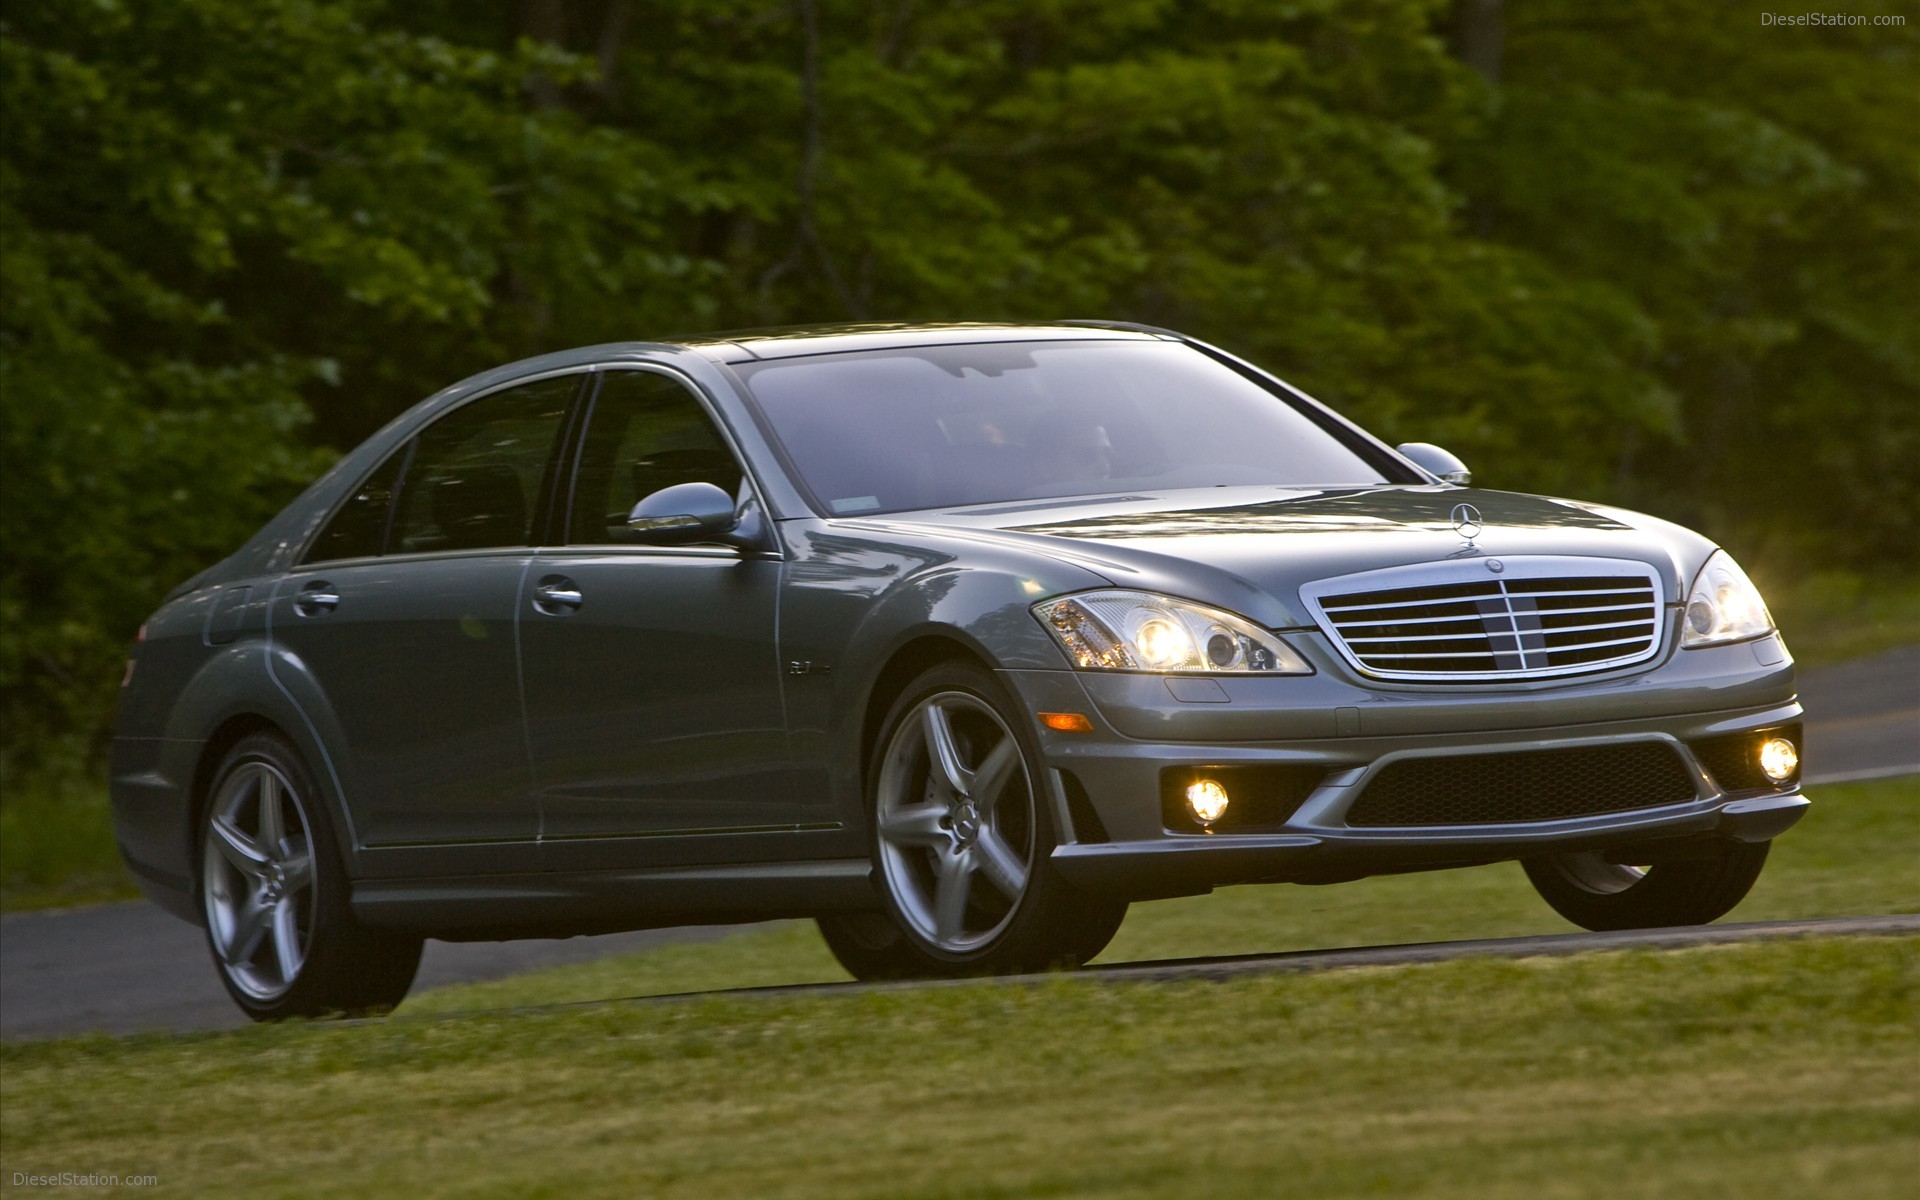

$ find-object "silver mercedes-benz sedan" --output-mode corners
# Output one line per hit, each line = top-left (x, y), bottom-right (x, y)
(111, 321), (1806, 1019)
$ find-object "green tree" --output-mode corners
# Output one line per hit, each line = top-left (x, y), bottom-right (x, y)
(1442, 0), (1920, 559)
(3, 0), (1914, 791)
(0, 0), (697, 771)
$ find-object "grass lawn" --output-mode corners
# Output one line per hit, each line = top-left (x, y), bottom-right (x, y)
(2, 783), (1913, 1197)
(0, 757), (137, 913)
(1760, 567), (1920, 666)
(1, 936), (1914, 1198)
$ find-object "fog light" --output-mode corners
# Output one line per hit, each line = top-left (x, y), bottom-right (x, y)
(1758, 737), (1799, 783)
(1185, 779), (1230, 825)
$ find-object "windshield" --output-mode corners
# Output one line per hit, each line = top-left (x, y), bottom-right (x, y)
(735, 339), (1396, 515)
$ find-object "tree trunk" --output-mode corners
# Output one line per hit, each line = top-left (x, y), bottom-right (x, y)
(519, 0), (567, 109)
(1454, 0), (1504, 84)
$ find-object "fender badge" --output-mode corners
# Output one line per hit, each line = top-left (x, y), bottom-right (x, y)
(1451, 502), (1484, 547)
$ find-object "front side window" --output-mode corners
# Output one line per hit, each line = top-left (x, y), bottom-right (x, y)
(387, 376), (578, 553)
(566, 369), (744, 544)
(735, 340), (1397, 515)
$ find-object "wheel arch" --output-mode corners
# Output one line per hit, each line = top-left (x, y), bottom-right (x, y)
(859, 632), (996, 776)
(188, 714), (289, 841)
(173, 690), (361, 893)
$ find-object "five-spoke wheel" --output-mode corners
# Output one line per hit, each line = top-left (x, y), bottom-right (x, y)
(818, 662), (1126, 979)
(199, 734), (422, 1020)
(875, 689), (1036, 954)
(202, 757), (317, 1003)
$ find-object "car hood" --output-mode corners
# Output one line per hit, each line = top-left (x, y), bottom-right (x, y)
(848, 486), (1705, 628)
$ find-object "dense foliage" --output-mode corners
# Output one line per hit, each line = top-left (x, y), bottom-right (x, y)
(3, 0), (1915, 773)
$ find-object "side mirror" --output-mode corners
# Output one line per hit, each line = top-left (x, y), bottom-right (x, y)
(627, 482), (758, 547)
(1396, 442), (1472, 486)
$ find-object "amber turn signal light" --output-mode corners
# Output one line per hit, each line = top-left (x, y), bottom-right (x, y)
(1039, 712), (1093, 733)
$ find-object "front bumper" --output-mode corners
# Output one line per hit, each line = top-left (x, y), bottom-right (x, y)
(1048, 789), (1806, 900)
(1000, 638), (1806, 902)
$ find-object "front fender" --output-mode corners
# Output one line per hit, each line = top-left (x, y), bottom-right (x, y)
(777, 521), (1111, 834)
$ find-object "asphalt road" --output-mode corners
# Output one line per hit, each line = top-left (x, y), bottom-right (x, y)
(4, 644), (1914, 1041)
(421, 913), (1920, 1021)
(1798, 643), (1920, 783)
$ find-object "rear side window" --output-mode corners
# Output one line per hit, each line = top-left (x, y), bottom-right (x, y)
(305, 447), (409, 564)
(388, 376), (579, 554)
(566, 369), (744, 545)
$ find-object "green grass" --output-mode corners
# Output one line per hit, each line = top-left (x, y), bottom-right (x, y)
(2, 936), (1914, 1198)
(0, 763), (136, 913)
(397, 774), (1919, 1017)
(3, 780), (1911, 1198)
(1759, 567), (1920, 666)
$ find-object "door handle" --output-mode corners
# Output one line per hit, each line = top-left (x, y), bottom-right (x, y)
(532, 576), (583, 614)
(293, 582), (339, 617)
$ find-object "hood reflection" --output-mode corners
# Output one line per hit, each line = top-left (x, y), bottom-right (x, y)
(1008, 488), (1629, 540)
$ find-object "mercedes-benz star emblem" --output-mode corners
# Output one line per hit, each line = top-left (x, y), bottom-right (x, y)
(1451, 502), (1484, 545)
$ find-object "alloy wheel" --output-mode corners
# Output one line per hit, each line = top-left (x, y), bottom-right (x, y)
(201, 760), (316, 1002)
(874, 690), (1036, 954)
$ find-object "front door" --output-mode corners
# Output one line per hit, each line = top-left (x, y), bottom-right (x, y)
(517, 367), (801, 870)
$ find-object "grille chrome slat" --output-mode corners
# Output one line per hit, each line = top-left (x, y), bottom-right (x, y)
(1360, 631), (1657, 660)
(1363, 651), (1510, 661)
(1333, 600), (1650, 629)
(1345, 616), (1654, 645)
(1532, 618), (1659, 637)
(1320, 592), (1503, 614)
(1303, 558), (1666, 683)
(1498, 586), (1653, 600)
(1333, 612), (1507, 630)
(1522, 631), (1656, 652)
(1345, 631), (1514, 645)
(1505, 595), (1643, 606)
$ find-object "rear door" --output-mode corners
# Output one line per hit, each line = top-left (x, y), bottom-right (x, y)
(272, 373), (583, 876)
(517, 366), (802, 871)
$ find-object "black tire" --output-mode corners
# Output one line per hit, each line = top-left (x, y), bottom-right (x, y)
(815, 911), (927, 981)
(198, 733), (422, 1020)
(1521, 840), (1771, 932)
(818, 661), (1127, 980)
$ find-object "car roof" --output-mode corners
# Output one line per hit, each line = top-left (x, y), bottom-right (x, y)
(671, 320), (1176, 362)
(210, 322), (1190, 583)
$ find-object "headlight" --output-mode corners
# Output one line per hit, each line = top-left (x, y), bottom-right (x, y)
(1033, 590), (1312, 674)
(1681, 551), (1775, 647)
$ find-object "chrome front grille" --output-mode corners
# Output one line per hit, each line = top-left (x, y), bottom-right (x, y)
(1302, 557), (1665, 682)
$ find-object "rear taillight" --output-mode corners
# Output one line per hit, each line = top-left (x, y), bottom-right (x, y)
(123, 623), (147, 687)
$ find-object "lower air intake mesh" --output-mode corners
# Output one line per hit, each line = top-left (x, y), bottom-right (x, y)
(1346, 742), (1698, 827)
